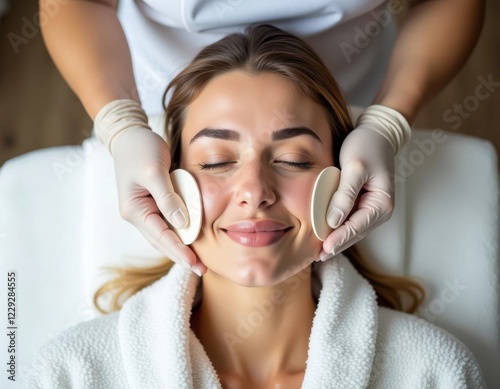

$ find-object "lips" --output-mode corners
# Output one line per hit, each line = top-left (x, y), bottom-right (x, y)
(222, 220), (293, 247)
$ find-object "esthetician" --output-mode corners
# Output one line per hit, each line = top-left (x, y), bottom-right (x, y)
(39, 0), (485, 275)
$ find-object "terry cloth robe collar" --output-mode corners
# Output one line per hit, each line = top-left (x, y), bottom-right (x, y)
(117, 254), (378, 388)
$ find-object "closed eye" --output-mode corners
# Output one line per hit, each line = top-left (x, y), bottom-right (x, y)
(198, 162), (237, 170)
(276, 161), (312, 169)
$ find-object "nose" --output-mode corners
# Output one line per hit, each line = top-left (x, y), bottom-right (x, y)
(233, 160), (276, 210)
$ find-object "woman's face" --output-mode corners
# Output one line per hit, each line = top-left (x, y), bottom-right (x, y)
(180, 70), (334, 286)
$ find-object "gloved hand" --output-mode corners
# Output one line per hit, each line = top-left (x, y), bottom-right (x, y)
(94, 99), (206, 276)
(321, 105), (411, 258)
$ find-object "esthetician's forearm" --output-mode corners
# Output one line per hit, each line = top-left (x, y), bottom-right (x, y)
(40, 0), (138, 119)
(373, 0), (486, 124)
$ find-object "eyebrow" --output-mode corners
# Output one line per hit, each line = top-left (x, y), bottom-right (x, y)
(189, 126), (323, 144)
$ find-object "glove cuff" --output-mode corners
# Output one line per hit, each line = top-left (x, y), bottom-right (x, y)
(94, 99), (152, 154)
(355, 105), (411, 154)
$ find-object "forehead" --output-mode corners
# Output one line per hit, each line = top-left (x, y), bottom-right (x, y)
(181, 70), (331, 143)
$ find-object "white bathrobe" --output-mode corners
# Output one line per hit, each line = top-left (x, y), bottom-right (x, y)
(22, 254), (485, 388)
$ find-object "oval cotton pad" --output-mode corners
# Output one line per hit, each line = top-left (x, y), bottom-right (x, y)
(167, 169), (202, 245)
(311, 166), (341, 241)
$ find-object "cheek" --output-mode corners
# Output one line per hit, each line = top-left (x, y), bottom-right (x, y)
(194, 175), (231, 228)
(279, 174), (323, 256)
(278, 174), (316, 221)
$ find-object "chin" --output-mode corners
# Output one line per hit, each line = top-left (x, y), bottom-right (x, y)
(211, 254), (315, 288)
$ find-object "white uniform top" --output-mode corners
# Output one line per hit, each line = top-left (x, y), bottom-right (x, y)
(117, 0), (399, 117)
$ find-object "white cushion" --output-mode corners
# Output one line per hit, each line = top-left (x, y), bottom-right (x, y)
(0, 146), (88, 374)
(405, 130), (500, 385)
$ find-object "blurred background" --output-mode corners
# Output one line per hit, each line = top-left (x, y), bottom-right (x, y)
(0, 0), (499, 167)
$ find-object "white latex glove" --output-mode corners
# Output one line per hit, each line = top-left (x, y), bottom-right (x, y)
(321, 105), (411, 257)
(94, 99), (206, 276)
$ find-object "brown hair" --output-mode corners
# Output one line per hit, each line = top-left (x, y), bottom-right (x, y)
(94, 24), (424, 314)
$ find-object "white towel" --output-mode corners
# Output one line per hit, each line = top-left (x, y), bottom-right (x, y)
(22, 254), (485, 388)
